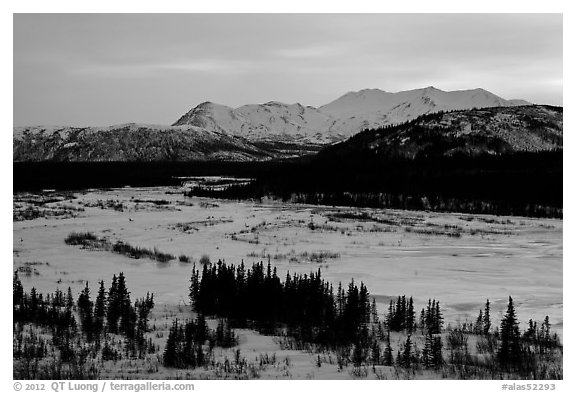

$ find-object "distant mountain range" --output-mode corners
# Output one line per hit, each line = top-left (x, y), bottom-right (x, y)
(15, 86), (561, 162)
(172, 86), (531, 144)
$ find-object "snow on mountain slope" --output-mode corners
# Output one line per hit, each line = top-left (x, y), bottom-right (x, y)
(318, 105), (563, 161)
(173, 101), (338, 143)
(13, 123), (275, 162)
(173, 87), (530, 144)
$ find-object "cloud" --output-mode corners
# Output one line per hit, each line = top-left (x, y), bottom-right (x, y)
(271, 44), (350, 59)
(71, 59), (255, 78)
(14, 14), (563, 126)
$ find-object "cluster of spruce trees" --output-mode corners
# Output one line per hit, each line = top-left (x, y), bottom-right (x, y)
(13, 270), (156, 366)
(74, 273), (155, 357)
(163, 316), (238, 369)
(189, 260), (377, 347)
(496, 296), (561, 371)
(523, 316), (560, 352)
(13, 271), (76, 332)
(384, 296), (445, 368)
(13, 271), (78, 366)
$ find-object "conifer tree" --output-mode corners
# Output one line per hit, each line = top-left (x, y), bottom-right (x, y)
(400, 335), (413, 367)
(371, 298), (379, 324)
(419, 308), (426, 332)
(483, 299), (491, 335)
(106, 274), (119, 333)
(498, 296), (521, 366)
(370, 340), (381, 365)
(94, 280), (106, 335)
(359, 283), (370, 324)
(435, 300), (444, 334)
(386, 300), (394, 329)
(189, 263), (200, 306)
(13, 271), (24, 306)
(422, 331), (433, 367)
(163, 320), (179, 368)
(66, 287), (74, 311)
(475, 310), (484, 334)
(524, 319), (536, 341)
(406, 296), (415, 333)
(77, 282), (94, 340)
(542, 316), (551, 342)
(337, 282), (344, 317)
(383, 332), (394, 366)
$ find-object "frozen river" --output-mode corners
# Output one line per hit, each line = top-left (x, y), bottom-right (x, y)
(13, 186), (563, 338)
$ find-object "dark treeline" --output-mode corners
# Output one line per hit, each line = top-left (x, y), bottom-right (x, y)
(14, 151), (562, 218)
(13, 160), (300, 192)
(189, 260), (377, 347)
(186, 150), (562, 218)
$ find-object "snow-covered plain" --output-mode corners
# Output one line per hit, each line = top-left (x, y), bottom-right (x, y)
(13, 186), (562, 340)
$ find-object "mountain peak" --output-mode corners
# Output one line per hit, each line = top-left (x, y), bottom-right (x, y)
(264, 101), (288, 107)
(173, 86), (532, 143)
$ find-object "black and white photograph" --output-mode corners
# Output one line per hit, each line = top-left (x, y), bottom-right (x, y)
(9, 7), (566, 385)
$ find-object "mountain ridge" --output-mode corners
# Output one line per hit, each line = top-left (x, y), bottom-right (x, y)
(173, 87), (531, 143)
(13, 123), (276, 162)
(316, 105), (562, 161)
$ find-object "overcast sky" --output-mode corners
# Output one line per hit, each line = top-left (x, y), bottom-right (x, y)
(13, 13), (562, 127)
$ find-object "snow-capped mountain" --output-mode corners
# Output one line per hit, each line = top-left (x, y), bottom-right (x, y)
(173, 87), (531, 143)
(14, 86), (538, 162)
(173, 101), (338, 144)
(13, 123), (275, 162)
(317, 105), (562, 161)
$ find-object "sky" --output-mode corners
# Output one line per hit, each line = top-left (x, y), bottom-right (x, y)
(13, 13), (563, 127)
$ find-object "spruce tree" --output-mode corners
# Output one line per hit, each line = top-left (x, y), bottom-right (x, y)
(524, 319), (536, 341)
(383, 332), (394, 366)
(483, 299), (491, 335)
(117, 273), (132, 328)
(498, 296), (521, 366)
(406, 297), (415, 333)
(434, 300), (444, 334)
(422, 331), (432, 367)
(431, 333), (443, 367)
(475, 310), (484, 334)
(13, 271), (24, 306)
(77, 282), (94, 340)
(371, 298), (379, 324)
(189, 263), (200, 306)
(163, 320), (179, 368)
(65, 287), (74, 311)
(542, 316), (551, 342)
(400, 335), (413, 367)
(106, 274), (119, 333)
(336, 282), (344, 317)
(94, 280), (107, 335)
(419, 308), (426, 333)
(370, 340), (381, 365)
(386, 300), (394, 329)
(359, 283), (370, 324)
